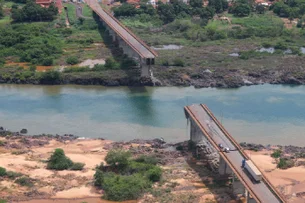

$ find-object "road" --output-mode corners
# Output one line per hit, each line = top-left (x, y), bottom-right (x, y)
(85, 0), (156, 59)
(186, 104), (282, 203)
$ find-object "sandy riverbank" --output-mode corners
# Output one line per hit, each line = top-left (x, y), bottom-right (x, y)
(246, 150), (305, 203)
(0, 133), (304, 203)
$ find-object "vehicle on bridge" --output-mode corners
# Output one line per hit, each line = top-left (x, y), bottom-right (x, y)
(242, 159), (262, 183)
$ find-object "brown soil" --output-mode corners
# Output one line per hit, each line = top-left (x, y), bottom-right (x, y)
(247, 150), (305, 202)
(1, 136), (303, 203)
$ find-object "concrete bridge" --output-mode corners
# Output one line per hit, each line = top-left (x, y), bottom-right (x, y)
(184, 104), (286, 203)
(85, 0), (157, 77)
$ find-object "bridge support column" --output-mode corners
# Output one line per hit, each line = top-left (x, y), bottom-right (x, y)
(219, 156), (232, 175)
(245, 189), (257, 203)
(189, 118), (205, 143)
(232, 177), (246, 198)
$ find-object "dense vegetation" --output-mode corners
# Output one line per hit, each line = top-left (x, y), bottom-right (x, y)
(271, 0), (305, 19)
(47, 148), (85, 170)
(11, 0), (58, 22)
(0, 23), (63, 65)
(114, 0), (214, 25)
(94, 149), (162, 201)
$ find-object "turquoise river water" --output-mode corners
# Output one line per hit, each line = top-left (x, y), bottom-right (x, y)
(1, 84), (305, 146)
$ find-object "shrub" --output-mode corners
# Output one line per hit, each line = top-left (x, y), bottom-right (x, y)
(176, 145), (183, 151)
(271, 149), (282, 158)
(91, 64), (105, 71)
(66, 56), (80, 65)
(15, 176), (33, 187)
(39, 70), (61, 84)
(105, 149), (131, 171)
(127, 161), (155, 174)
(188, 140), (196, 150)
(102, 173), (151, 201)
(104, 57), (119, 69)
(42, 57), (53, 66)
(173, 58), (185, 67)
(6, 171), (23, 179)
(231, 4), (251, 17)
(0, 167), (6, 176)
(94, 169), (104, 187)
(135, 155), (158, 165)
(146, 167), (162, 182)
(94, 150), (163, 201)
(161, 59), (170, 66)
(274, 41), (287, 50)
(277, 158), (294, 169)
(63, 66), (90, 73)
(29, 66), (37, 72)
(47, 148), (73, 170)
(261, 42), (273, 48)
(70, 162), (85, 171)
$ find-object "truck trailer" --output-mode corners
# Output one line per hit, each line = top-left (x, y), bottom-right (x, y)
(242, 159), (262, 183)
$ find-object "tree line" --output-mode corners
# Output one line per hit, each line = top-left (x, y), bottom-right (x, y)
(114, 0), (256, 25)
(11, 0), (58, 22)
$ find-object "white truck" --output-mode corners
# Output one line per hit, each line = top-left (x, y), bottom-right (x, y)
(242, 159), (262, 183)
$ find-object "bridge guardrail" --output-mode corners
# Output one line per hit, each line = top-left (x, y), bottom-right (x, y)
(184, 106), (261, 203)
(200, 104), (286, 203)
(87, 1), (157, 58)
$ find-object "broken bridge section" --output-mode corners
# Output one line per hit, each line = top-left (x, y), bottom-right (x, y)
(184, 104), (286, 203)
(85, 0), (157, 77)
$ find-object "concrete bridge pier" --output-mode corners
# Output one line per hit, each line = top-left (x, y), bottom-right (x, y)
(219, 156), (232, 175)
(245, 189), (257, 203)
(101, 21), (154, 78)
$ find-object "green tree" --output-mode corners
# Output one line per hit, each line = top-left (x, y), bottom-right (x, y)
(231, 4), (251, 17)
(11, 0), (58, 22)
(0, 167), (6, 176)
(208, 0), (228, 13)
(157, 1), (176, 24)
(47, 148), (73, 170)
(105, 149), (131, 171)
(189, 0), (203, 8)
(66, 56), (79, 65)
(256, 4), (265, 14)
(113, 3), (138, 17)
(139, 3), (156, 16)
(0, 5), (3, 19)
(172, 0), (191, 18)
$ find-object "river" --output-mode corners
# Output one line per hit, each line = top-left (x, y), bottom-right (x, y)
(0, 84), (305, 146)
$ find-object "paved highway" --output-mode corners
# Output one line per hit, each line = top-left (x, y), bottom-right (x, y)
(186, 104), (283, 203)
(85, 0), (156, 59)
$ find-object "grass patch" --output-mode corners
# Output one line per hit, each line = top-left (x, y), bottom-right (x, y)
(82, 5), (93, 18)
(64, 3), (77, 25)
(271, 149), (282, 158)
(0, 16), (11, 26)
(15, 176), (34, 187)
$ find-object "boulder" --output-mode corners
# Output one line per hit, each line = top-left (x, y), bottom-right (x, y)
(20, 129), (28, 134)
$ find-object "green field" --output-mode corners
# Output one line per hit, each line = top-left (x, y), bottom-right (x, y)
(0, 16), (11, 26)
(82, 4), (93, 18)
(63, 3), (77, 24)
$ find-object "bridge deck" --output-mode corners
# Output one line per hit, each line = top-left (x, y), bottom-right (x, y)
(185, 104), (285, 203)
(86, 0), (156, 59)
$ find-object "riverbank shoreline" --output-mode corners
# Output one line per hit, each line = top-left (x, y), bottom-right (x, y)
(1, 66), (305, 88)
